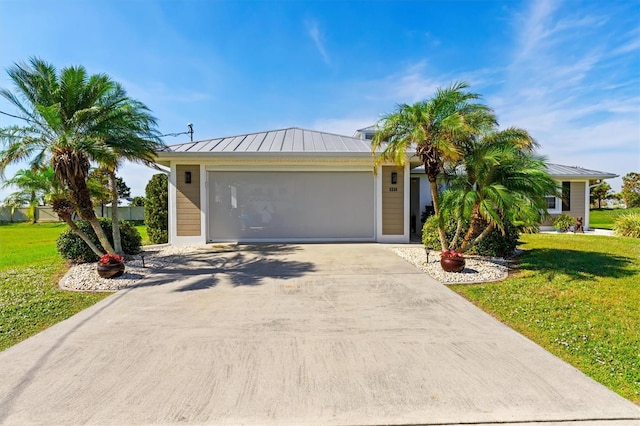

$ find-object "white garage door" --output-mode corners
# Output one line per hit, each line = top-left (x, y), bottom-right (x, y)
(208, 171), (375, 241)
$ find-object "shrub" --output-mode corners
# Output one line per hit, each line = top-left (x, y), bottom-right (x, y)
(472, 220), (520, 257)
(613, 212), (640, 238)
(553, 213), (574, 232)
(57, 218), (142, 263)
(145, 174), (168, 244)
(422, 215), (520, 257)
(422, 215), (447, 250)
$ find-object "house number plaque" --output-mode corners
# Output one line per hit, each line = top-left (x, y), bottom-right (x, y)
(388, 187), (398, 192)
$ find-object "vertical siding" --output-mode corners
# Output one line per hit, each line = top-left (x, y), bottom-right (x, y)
(544, 181), (587, 225)
(382, 166), (404, 235)
(176, 165), (201, 236)
(567, 181), (586, 219)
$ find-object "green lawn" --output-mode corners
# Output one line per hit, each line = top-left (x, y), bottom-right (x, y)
(0, 222), (110, 351)
(590, 207), (640, 230)
(135, 224), (150, 246)
(451, 233), (640, 404)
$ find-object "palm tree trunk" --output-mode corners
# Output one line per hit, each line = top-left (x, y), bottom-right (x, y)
(109, 171), (124, 255)
(459, 206), (483, 252)
(62, 216), (104, 257)
(71, 176), (116, 254)
(52, 201), (105, 257)
(429, 179), (448, 251)
(450, 218), (465, 250)
(464, 222), (495, 253)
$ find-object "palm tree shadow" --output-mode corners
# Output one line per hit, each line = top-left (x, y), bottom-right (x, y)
(132, 244), (315, 292)
(519, 248), (635, 280)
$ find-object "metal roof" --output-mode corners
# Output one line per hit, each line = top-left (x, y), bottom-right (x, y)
(543, 163), (617, 179)
(411, 163), (617, 179)
(161, 127), (372, 154)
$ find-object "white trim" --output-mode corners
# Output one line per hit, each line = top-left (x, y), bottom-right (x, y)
(200, 165), (208, 240)
(205, 164), (371, 172)
(546, 196), (562, 215)
(403, 163), (410, 239)
(584, 181), (591, 231)
(168, 163), (176, 245)
(172, 235), (207, 246)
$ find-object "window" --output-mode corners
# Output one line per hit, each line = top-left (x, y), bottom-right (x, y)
(546, 181), (571, 214)
(546, 196), (561, 214)
(364, 133), (374, 140)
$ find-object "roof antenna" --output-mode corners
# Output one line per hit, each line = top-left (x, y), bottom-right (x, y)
(160, 123), (194, 141)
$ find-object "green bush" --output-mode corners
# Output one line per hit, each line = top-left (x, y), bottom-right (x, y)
(553, 213), (574, 232)
(422, 215), (520, 257)
(421, 215), (447, 250)
(145, 174), (168, 244)
(57, 218), (142, 263)
(613, 212), (640, 238)
(473, 221), (520, 257)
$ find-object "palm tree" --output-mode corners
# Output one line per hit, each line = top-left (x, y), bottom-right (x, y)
(0, 57), (162, 255)
(441, 128), (559, 253)
(97, 87), (162, 253)
(1, 166), (55, 223)
(372, 81), (496, 250)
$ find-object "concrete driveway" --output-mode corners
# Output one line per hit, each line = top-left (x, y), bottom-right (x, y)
(0, 243), (638, 425)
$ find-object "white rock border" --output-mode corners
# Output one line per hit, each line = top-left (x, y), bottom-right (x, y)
(392, 247), (509, 284)
(58, 244), (203, 292)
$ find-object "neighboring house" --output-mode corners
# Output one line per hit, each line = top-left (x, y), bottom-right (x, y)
(155, 127), (617, 246)
(539, 164), (617, 231)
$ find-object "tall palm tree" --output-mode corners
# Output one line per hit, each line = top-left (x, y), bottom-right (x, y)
(372, 81), (496, 250)
(0, 57), (162, 255)
(97, 85), (162, 253)
(441, 128), (559, 253)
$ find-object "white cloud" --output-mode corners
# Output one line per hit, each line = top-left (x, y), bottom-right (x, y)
(305, 19), (330, 65)
(487, 0), (640, 191)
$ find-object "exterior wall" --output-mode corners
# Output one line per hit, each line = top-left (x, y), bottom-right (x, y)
(381, 166), (404, 235)
(542, 180), (589, 230)
(374, 164), (409, 243)
(566, 181), (587, 220)
(175, 165), (202, 236)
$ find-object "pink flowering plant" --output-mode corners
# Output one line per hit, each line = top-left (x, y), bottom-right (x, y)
(98, 253), (124, 265)
(441, 249), (464, 260)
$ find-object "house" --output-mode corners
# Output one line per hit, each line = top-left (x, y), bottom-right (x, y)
(155, 127), (617, 246)
(538, 164), (617, 231)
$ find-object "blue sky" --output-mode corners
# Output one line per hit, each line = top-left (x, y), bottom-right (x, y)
(1, 0), (638, 198)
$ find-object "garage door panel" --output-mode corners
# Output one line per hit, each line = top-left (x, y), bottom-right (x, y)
(209, 171), (374, 240)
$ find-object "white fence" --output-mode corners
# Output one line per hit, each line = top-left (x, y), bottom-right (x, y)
(0, 206), (145, 222)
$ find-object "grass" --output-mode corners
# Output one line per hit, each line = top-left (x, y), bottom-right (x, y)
(590, 207), (640, 230)
(0, 222), (113, 351)
(451, 233), (640, 404)
(135, 224), (150, 246)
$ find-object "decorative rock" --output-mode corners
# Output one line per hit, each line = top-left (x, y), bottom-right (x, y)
(59, 245), (206, 292)
(392, 247), (508, 284)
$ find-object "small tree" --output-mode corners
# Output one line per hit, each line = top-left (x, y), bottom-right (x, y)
(590, 181), (612, 209)
(621, 172), (640, 208)
(131, 196), (146, 206)
(145, 174), (168, 244)
(88, 168), (132, 216)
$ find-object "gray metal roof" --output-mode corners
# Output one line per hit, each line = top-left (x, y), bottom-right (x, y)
(162, 127), (372, 154)
(544, 163), (617, 179)
(411, 163), (617, 179)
